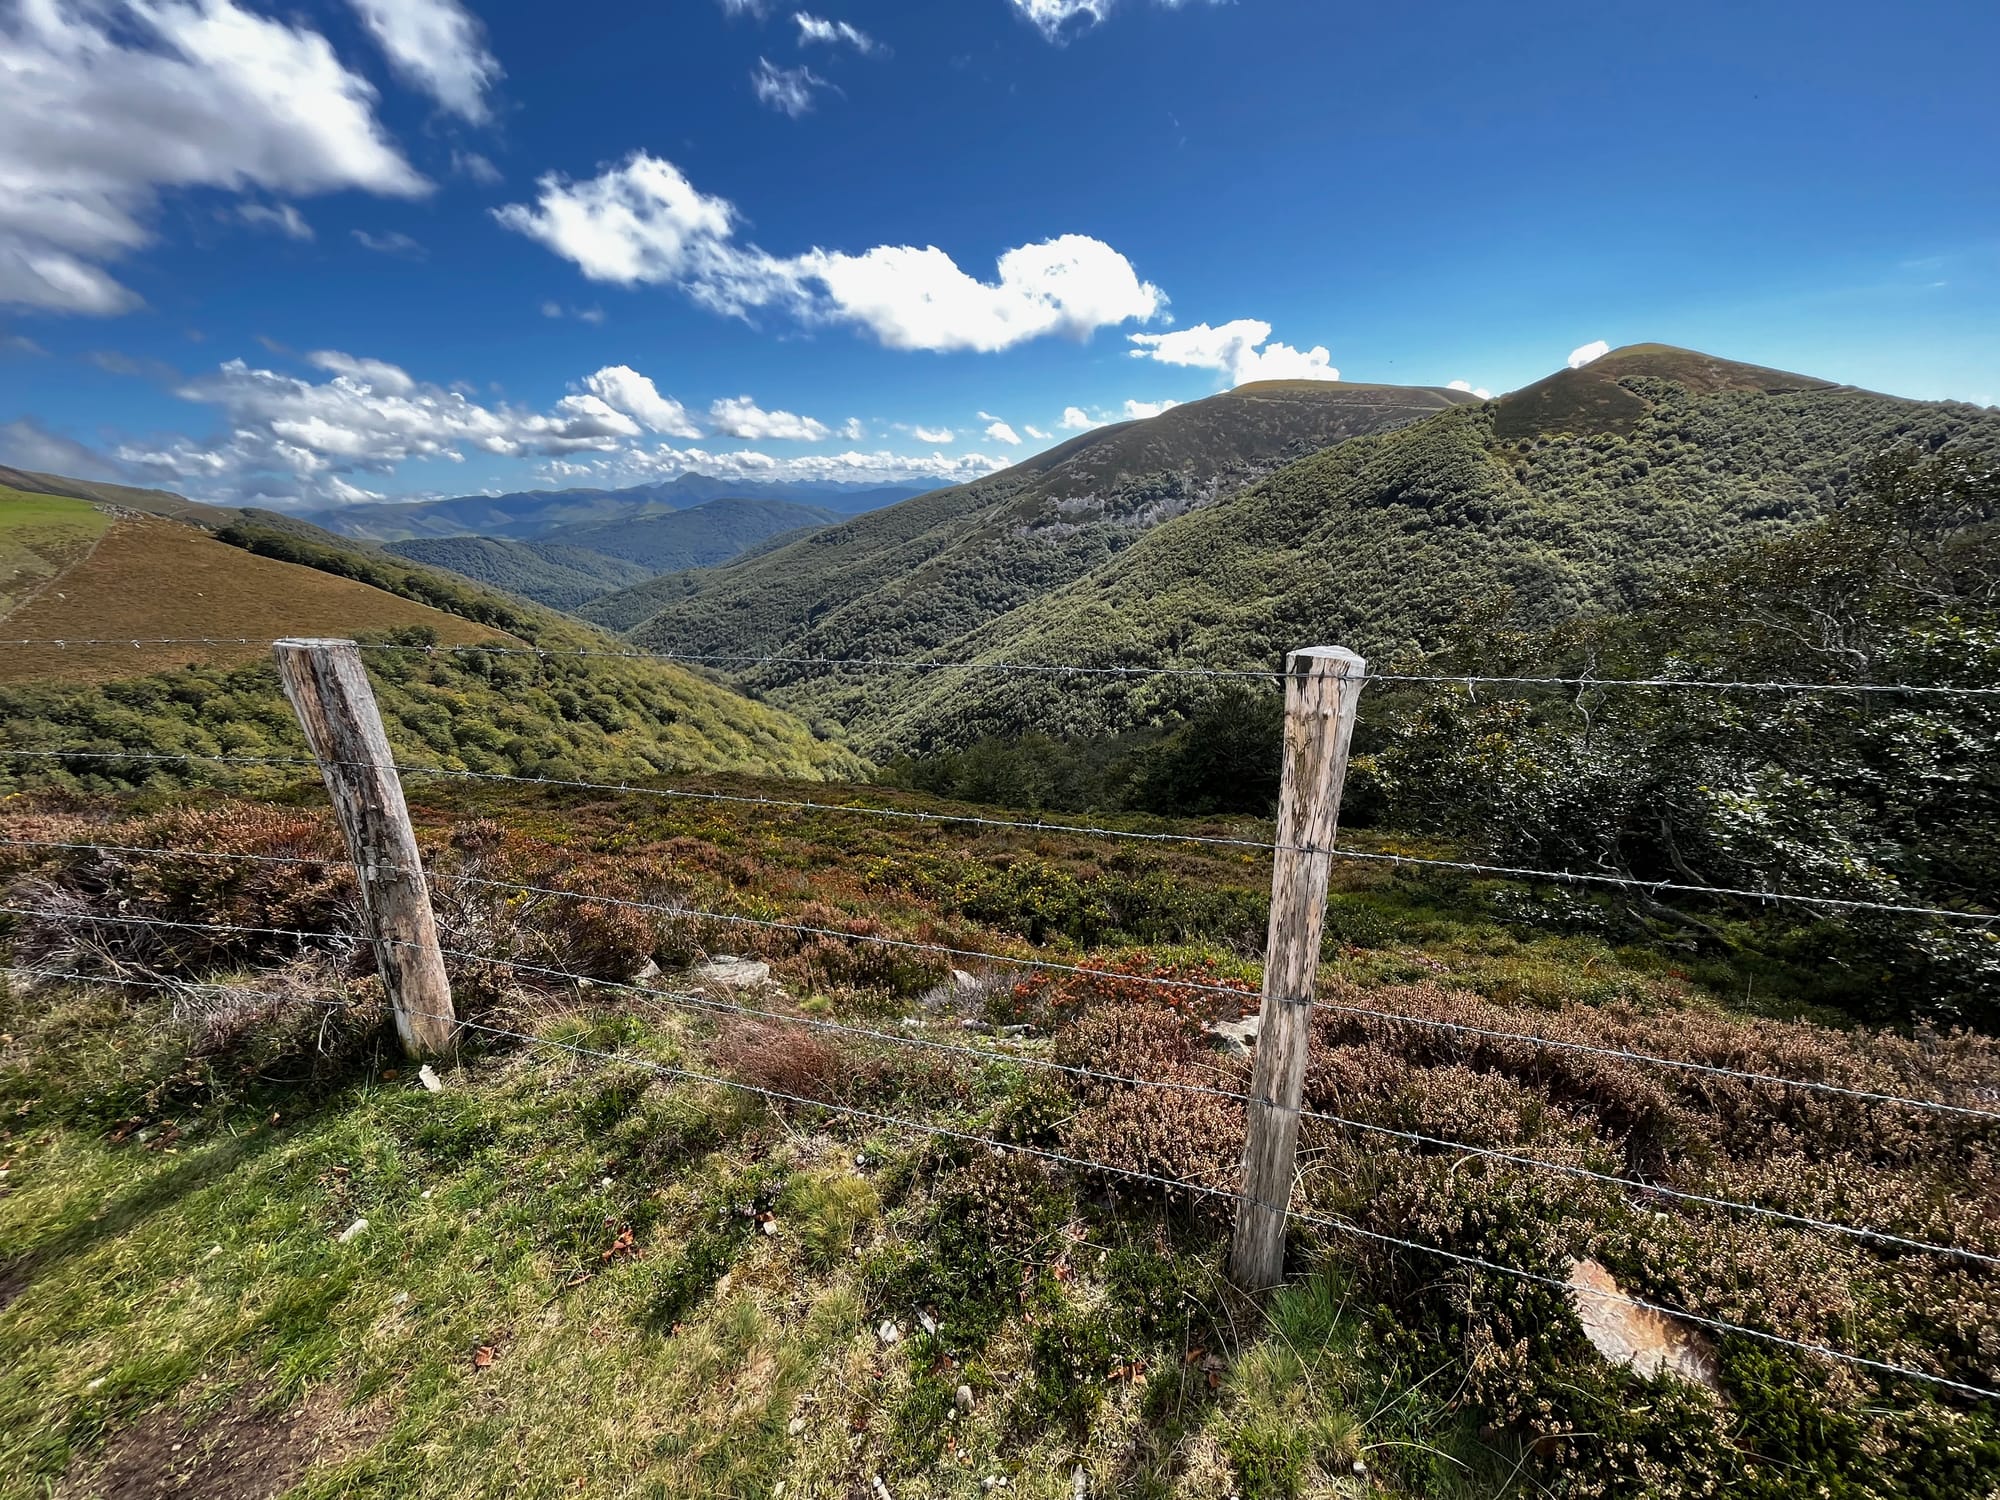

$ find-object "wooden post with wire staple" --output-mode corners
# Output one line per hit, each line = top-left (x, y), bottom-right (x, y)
(1229, 645), (1367, 1291)
(273, 637), (456, 1058)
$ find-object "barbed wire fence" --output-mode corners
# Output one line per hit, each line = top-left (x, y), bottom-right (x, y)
(1, 635), (1997, 1407)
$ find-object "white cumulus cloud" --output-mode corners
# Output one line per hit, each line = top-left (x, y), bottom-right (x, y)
(0, 0), (427, 315)
(351, 228), (425, 256)
(795, 12), (880, 52)
(1128, 319), (1338, 388)
(494, 152), (1165, 354)
(1058, 406), (1100, 431)
(1447, 378), (1492, 399)
(237, 203), (313, 240)
(549, 444), (1006, 490)
(1024, 424), (1049, 440)
(751, 56), (831, 117)
(91, 346), (1018, 504)
(117, 350), (677, 505)
(800, 236), (1162, 353)
(1121, 398), (1179, 419)
(1010, 0), (1222, 42)
(346, 0), (500, 122)
(709, 395), (832, 441)
(583, 364), (704, 438)
(1568, 339), (1611, 369)
(985, 420), (1022, 445)
(1009, 0), (1110, 39)
(909, 425), (955, 443)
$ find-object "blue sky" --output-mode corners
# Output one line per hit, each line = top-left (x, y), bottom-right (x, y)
(1, 0), (1995, 508)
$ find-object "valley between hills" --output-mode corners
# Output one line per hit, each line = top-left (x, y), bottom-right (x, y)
(2, 343), (1997, 1500)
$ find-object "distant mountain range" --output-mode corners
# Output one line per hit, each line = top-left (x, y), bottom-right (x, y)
(383, 497), (840, 610)
(300, 475), (928, 543)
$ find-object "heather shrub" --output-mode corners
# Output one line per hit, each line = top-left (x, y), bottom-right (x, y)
(1054, 991), (1246, 1194)
(1295, 973), (2000, 1498)
(999, 949), (1256, 1032)
(745, 900), (943, 996)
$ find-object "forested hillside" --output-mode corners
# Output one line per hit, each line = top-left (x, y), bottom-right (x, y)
(377, 535), (656, 611)
(596, 380), (1475, 653)
(702, 347), (2000, 751)
(0, 484), (864, 790)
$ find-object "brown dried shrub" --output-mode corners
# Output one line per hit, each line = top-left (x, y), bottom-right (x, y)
(1307, 977), (2000, 1172)
(2, 804), (360, 975)
(710, 1018), (845, 1102)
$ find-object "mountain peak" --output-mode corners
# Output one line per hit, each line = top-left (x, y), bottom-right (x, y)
(1492, 344), (1846, 439)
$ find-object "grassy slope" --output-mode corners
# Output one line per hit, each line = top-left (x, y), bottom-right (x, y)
(769, 350), (2000, 752)
(0, 485), (865, 786)
(0, 505), (507, 684)
(1, 781), (1995, 1498)
(594, 383), (1474, 655)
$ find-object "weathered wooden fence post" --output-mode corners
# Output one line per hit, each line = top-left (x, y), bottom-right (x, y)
(1229, 645), (1367, 1291)
(273, 638), (456, 1058)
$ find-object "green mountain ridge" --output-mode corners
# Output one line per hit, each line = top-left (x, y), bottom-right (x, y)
(0, 477), (864, 789)
(599, 379), (1476, 659)
(634, 345), (2000, 752)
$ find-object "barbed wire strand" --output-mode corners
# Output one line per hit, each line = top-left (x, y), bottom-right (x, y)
(5, 867), (1999, 1123)
(7, 907), (2000, 1264)
(5, 749), (1992, 924)
(11, 956), (1985, 1401)
(424, 946), (2000, 1269)
(0, 636), (1994, 698)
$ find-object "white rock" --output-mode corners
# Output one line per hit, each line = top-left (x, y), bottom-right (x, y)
(336, 1217), (369, 1244)
(631, 957), (662, 984)
(787, 1416), (807, 1436)
(954, 1384), (974, 1413)
(952, 969), (979, 993)
(1566, 1258), (1721, 1393)
(418, 1064), (443, 1093)
(1206, 1016), (1261, 1058)
(695, 956), (772, 989)
(877, 1320), (902, 1345)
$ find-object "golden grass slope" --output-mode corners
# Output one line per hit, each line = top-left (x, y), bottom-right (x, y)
(0, 487), (113, 618)
(0, 494), (509, 684)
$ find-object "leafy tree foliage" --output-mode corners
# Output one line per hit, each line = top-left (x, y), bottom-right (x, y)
(1362, 450), (1999, 1023)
